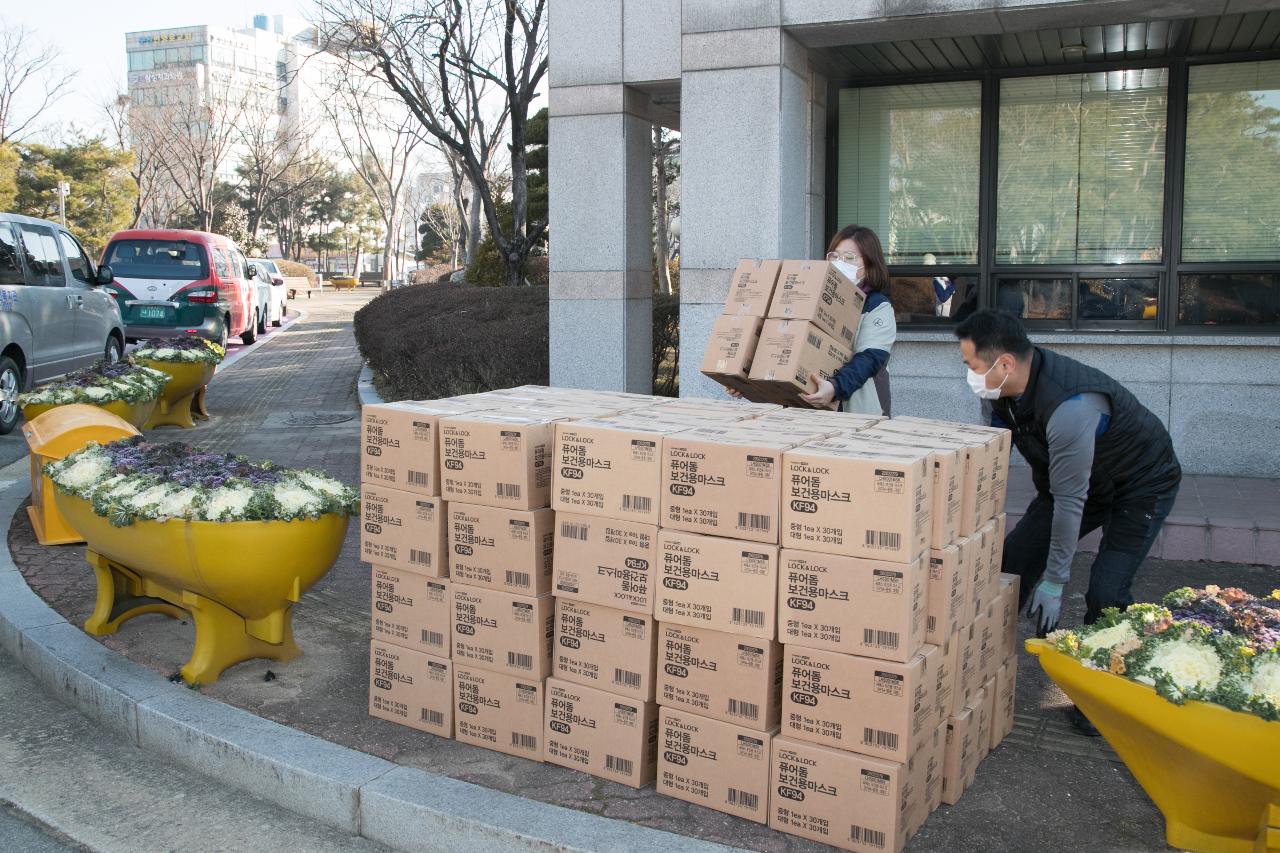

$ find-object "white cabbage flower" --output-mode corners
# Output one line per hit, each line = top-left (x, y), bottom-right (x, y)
(57, 454), (112, 490)
(83, 386), (111, 401)
(203, 486), (254, 521)
(296, 472), (343, 497)
(126, 485), (173, 512)
(273, 482), (321, 515)
(160, 488), (201, 519)
(1250, 658), (1280, 707)
(1080, 621), (1138, 654)
(153, 348), (179, 360)
(1143, 639), (1223, 693)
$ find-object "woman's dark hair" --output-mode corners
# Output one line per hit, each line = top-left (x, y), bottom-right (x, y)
(827, 224), (889, 293)
(954, 309), (1033, 361)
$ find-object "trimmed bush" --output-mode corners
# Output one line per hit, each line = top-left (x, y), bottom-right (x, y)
(354, 282), (549, 401)
(653, 292), (680, 397)
(276, 260), (316, 284)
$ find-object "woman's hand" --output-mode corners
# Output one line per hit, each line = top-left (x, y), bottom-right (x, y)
(800, 376), (837, 408)
(723, 384), (744, 399)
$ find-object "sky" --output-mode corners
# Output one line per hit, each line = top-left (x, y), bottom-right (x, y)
(2, 1), (310, 141)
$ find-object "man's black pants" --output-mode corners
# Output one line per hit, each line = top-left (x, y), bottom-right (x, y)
(1002, 486), (1179, 625)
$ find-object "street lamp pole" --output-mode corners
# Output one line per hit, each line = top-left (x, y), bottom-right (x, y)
(55, 182), (70, 227)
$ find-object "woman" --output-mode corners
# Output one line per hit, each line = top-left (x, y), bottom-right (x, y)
(800, 224), (896, 416)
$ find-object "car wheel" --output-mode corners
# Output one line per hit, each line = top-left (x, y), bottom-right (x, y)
(241, 313), (258, 345)
(272, 303), (283, 327)
(216, 317), (229, 351)
(0, 356), (21, 435)
(104, 335), (123, 364)
(257, 308), (267, 335)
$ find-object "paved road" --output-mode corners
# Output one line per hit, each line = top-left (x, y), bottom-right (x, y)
(0, 801), (86, 853)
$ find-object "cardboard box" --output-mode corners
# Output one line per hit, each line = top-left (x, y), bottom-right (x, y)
(860, 429), (962, 549)
(778, 550), (927, 663)
(439, 413), (559, 510)
(371, 567), (451, 657)
(767, 260), (865, 348)
(962, 532), (989, 622)
(992, 659), (1016, 752)
(783, 645), (939, 763)
(661, 428), (793, 543)
(976, 677), (996, 760)
(452, 586), (553, 679)
(360, 484), (448, 577)
(932, 632), (959, 724)
(975, 600), (1002, 689)
(658, 707), (776, 824)
(656, 530), (779, 639)
(368, 640), (453, 738)
(554, 599), (658, 702)
(988, 513), (1007, 589)
(882, 418), (1011, 529)
(543, 678), (658, 788)
(700, 315), (765, 399)
(925, 544), (968, 647)
(941, 700), (980, 806)
(875, 421), (992, 536)
(724, 258), (783, 316)
(996, 573), (1021, 662)
(748, 320), (851, 408)
(453, 664), (544, 761)
(362, 401), (486, 495)
(447, 503), (554, 595)
(769, 736), (920, 853)
(951, 624), (979, 717)
(552, 512), (658, 614)
(923, 719), (949, 816)
(782, 442), (933, 562)
(658, 622), (782, 731)
(553, 419), (691, 525)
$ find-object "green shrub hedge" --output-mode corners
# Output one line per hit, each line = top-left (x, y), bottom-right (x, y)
(354, 282), (549, 401)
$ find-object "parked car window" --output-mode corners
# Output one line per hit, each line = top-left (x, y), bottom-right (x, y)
(57, 231), (93, 284)
(234, 250), (250, 279)
(212, 248), (230, 279)
(0, 224), (23, 285)
(16, 224), (66, 287)
(103, 239), (208, 280)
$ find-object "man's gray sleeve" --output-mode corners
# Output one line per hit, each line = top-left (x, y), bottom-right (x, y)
(1043, 393), (1111, 586)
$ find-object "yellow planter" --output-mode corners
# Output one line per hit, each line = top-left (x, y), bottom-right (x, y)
(55, 490), (348, 685)
(134, 359), (216, 429)
(1026, 639), (1280, 853)
(23, 398), (157, 431)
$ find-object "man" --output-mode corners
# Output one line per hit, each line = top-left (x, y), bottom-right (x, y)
(954, 311), (1181, 733)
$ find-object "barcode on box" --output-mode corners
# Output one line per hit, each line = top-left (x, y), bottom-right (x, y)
(512, 732), (538, 751)
(561, 522), (589, 541)
(806, 332), (822, 348)
(605, 755), (634, 776)
(421, 629), (445, 647)
(406, 470), (429, 487)
(863, 727), (899, 751)
(851, 825), (886, 849)
(421, 708), (444, 727)
(927, 615), (937, 633)
(727, 698), (760, 721)
(727, 788), (759, 811)
(409, 549), (432, 567)
(506, 570), (531, 588)
(862, 628), (900, 650)
(732, 608), (766, 628)
(865, 530), (901, 550)
(737, 512), (770, 532)
(497, 483), (522, 499)
(613, 668), (642, 690)
(508, 652), (533, 670)
(622, 494), (652, 513)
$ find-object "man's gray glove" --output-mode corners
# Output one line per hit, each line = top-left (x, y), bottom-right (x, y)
(1026, 581), (1064, 638)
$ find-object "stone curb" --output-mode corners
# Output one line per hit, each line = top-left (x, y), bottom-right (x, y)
(0, 464), (738, 852)
(358, 363), (383, 407)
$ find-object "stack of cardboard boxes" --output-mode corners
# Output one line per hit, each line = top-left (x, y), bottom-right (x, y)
(361, 386), (1018, 852)
(701, 259), (865, 407)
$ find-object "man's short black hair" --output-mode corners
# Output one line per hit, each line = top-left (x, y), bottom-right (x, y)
(954, 309), (1033, 362)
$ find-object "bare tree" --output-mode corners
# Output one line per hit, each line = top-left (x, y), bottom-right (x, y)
(320, 68), (425, 282)
(653, 127), (679, 296)
(315, 0), (544, 287)
(0, 19), (75, 143)
(236, 104), (327, 240)
(102, 92), (164, 228)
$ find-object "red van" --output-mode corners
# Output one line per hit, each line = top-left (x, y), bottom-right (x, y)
(100, 229), (261, 347)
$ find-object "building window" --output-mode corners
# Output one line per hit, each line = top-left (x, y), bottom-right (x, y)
(997, 69), (1168, 265)
(1182, 61), (1280, 263)
(837, 81), (982, 265)
(1178, 274), (1280, 326)
(128, 51), (154, 72)
(890, 274), (979, 323)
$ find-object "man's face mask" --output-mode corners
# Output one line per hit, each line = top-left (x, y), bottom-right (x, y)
(966, 359), (1008, 400)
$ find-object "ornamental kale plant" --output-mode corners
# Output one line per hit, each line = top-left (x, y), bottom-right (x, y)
(1051, 587), (1280, 722)
(18, 360), (169, 407)
(46, 436), (359, 526)
(130, 337), (225, 365)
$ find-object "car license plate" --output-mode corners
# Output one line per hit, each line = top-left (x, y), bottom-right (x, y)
(137, 306), (169, 321)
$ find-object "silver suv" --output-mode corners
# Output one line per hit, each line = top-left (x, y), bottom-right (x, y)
(0, 213), (126, 433)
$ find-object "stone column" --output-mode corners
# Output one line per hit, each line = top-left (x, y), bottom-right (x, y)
(548, 84), (655, 392)
(678, 19), (817, 397)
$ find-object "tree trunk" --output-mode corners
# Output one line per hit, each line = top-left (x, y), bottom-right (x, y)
(654, 127), (672, 296)
(465, 184), (482, 265)
(382, 215), (396, 282)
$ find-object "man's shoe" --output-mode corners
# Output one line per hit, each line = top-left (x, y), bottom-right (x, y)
(1066, 705), (1100, 737)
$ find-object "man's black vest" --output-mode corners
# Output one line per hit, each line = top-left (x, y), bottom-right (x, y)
(992, 347), (1180, 506)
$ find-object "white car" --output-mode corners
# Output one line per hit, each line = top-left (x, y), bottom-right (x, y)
(248, 259), (287, 331)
